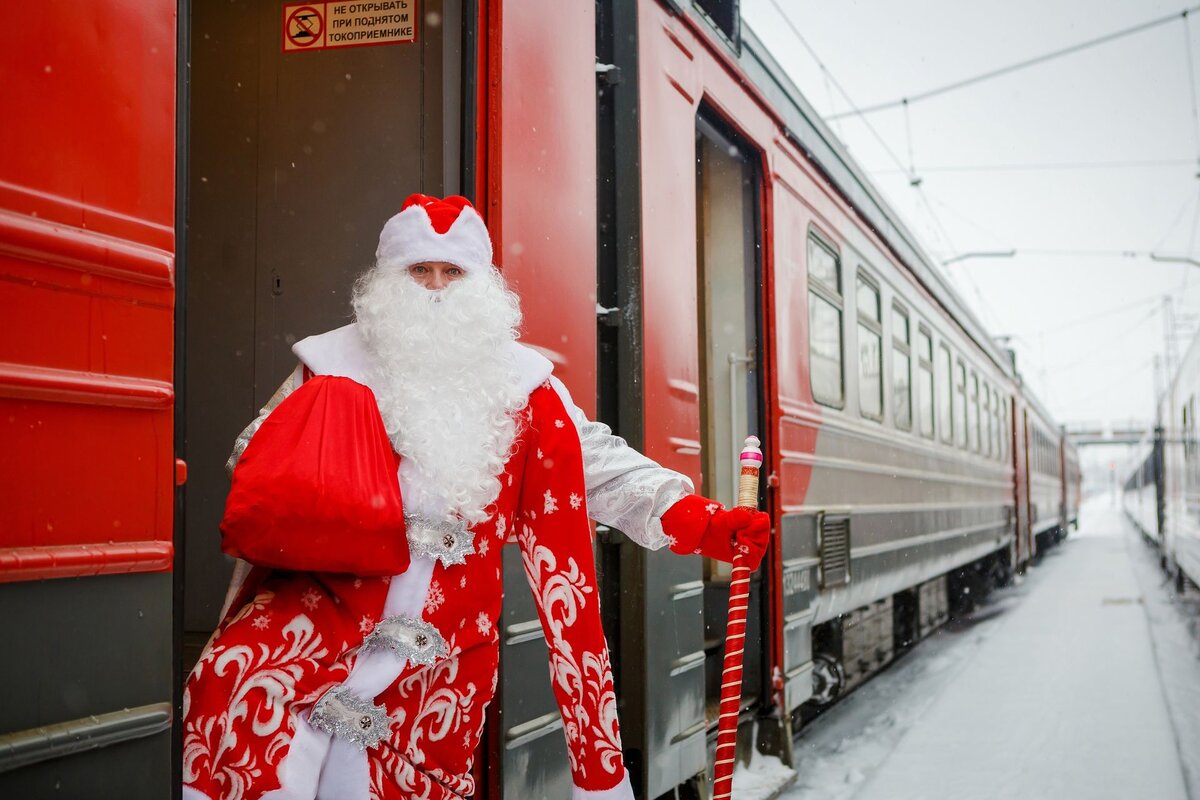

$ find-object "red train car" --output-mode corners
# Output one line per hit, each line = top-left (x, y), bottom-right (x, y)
(2, 2), (1078, 798)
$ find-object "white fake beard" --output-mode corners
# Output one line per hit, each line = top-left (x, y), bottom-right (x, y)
(352, 264), (527, 524)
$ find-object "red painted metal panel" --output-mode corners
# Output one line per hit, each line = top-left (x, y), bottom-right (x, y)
(0, 1), (176, 579)
(0, 362), (173, 409)
(636, 0), (810, 722)
(1012, 399), (1032, 563)
(491, 0), (597, 412)
(0, 542), (175, 584)
(637, 5), (705, 485)
(770, 170), (820, 516)
(0, 3), (175, 247)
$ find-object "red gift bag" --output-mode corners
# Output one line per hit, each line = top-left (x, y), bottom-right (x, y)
(220, 374), (410, 575)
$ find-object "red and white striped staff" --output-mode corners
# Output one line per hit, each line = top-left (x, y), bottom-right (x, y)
(712, 435), (764, 800)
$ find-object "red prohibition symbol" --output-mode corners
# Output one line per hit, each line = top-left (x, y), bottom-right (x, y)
(286, 5), (324, 48)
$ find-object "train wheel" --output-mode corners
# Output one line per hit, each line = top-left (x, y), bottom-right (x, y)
(989, 554), (1014, 589)
(810, 653), (845, 707)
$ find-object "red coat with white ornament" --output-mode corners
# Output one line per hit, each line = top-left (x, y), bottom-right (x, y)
(184, 376), (628, 800)
(182, 193), (769, 800)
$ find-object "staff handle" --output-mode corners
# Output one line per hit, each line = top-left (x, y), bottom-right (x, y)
(712, 435), (763, 800)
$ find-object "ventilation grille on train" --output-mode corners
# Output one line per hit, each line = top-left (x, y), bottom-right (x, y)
(819, 513), (851, 589)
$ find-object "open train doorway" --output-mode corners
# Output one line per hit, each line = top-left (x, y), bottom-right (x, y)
(181, 0), (467, 668)
(694, 112), (766, 734)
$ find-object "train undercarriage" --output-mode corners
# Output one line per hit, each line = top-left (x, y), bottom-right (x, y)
(797, 546), (1017, 727)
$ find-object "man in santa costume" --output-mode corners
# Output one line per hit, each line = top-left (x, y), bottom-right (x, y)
(182, 195), (769, 800)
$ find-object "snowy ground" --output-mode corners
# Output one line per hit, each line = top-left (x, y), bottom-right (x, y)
(770, 497), (1200, 800)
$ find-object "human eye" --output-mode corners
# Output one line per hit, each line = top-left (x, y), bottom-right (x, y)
(410, 264), (429, 274)
(447, 267), (464, 277)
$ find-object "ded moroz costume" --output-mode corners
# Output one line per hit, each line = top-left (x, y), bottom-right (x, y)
(182, 195), (769, 800)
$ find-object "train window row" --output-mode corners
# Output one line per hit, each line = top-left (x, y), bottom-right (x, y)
(807, 232), (1010, 462)
(1030, 427), (1061, 478)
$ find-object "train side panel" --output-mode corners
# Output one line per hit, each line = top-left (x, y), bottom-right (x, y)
(624, 7), (709, 796)
(1163, 336), (1200, 588)
(487, 1), (601, 797)
(0, 1), (176, 793)
(632, 0), (1023, 762)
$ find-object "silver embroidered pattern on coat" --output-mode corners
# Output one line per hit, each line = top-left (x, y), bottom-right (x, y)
(225, 365), (304, 476)
(360, 615), (448, 665)
(405, 514), (475, 566)
(309, 685), (391, 750)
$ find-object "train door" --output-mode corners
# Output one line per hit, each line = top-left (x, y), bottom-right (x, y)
(0, 3), (177, 796)
(182, 0), (464, 664)
(1010, 397), (1031, 566)
(1022, 407), (1036, 560)
(1058, 433), (1068, 530)
(695, 113), (766, 743)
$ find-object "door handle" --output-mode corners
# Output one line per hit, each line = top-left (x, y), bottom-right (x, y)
(728, 351), (754, 502)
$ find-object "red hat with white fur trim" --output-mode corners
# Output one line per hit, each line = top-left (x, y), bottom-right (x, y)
(376, 194), (493, 275)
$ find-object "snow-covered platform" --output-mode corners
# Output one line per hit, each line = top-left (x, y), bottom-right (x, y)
(778, 498), (1200, 800)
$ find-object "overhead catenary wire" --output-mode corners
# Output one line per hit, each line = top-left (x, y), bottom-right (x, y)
(825, 4), (1200, 121)
(1152, 185), (1200, 252)
(1045, 305), (1162, 374)
(764, 0), (912, 177)
(765, 0), (1010, 329)
(1035, 293), (1164, 336)
(754, 3), (1200, 424)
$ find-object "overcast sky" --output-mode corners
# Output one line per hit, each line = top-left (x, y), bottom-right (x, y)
(742, 0), (1200, 440)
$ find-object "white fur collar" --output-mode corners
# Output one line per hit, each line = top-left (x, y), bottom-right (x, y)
(291, 322), (553, 398)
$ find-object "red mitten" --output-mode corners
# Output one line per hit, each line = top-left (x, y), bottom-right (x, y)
(221, 375), (410, 575)
(662, 494), (770, 570)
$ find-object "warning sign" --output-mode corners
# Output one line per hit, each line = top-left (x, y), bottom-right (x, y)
(285, 5), (326, 49)
(282, 1), (417, 52)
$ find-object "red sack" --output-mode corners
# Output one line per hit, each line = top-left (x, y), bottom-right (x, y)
(220, 374), (410, 576)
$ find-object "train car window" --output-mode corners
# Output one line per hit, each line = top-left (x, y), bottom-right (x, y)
(808, 233), (844, 408)
(998, 395), (1005, 461)
(954, 359), (968, 448)
(992, 387), (1002, 459)
(917, 326), (934, 438)
(968, 372), (980, 452)
(857, 275), (883, 420)
(693, 0), (741, 48)
(982, 381), (992, 457)
(892, 304), (912, 430)
(938, 344), (953, 443)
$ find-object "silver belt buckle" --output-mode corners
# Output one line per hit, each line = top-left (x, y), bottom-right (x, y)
(405, 514), (476, 566)
(309, 686), (391, 750)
